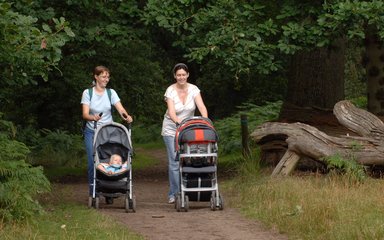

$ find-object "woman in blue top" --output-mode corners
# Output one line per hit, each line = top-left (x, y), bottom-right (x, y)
(81, 65), (133, 197)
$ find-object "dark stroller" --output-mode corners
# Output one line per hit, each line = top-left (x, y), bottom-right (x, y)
(174, 116), (224, 211)
(88, 122), (136, 212)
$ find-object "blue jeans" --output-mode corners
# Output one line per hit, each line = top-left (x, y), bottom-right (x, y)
(84, 127), (94, 196)
(163, 135), (179, 199)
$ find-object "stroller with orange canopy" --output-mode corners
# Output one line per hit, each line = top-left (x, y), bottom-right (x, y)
(174, 116), (224, 211)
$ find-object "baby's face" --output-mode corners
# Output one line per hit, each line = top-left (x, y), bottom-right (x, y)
(111, 156), (122, 165)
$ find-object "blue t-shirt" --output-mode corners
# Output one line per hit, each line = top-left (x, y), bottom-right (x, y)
(98, 163), (128, 174)
(105, 164), (123, 173)
(80, 88), (120, 130)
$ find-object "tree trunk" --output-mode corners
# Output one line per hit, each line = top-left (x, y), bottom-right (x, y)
(251, 100), (384, 176)
(280, 39), (346, 122)
(364, 31), (384, 115)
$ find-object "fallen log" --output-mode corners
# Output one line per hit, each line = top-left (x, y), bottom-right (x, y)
(251, 100), (384, 176)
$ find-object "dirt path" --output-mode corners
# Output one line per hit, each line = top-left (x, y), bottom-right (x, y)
(67, 148), (288, 240)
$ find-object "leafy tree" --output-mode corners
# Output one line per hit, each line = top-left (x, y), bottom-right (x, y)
(3, 0), (169, 131)
(141, 0), (384, 116)
(142, 0), (287, 118)
(0, 1), (74, 87)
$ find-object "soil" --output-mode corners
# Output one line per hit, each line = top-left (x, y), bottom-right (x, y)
(57, 147), (288, 240)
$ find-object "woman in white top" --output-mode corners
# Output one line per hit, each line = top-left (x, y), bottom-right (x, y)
(161, 63), (208, 204)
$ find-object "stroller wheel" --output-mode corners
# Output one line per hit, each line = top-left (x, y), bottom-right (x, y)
(125, 195), (136, 213)
(210, 192), (217, 211)
(184, 195), (189, 212)
(175, 194), (181, 212)
(125, 197), (129, 213)
(129, 195), (136, 213)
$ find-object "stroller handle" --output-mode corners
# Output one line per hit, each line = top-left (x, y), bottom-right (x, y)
(93, 112), (103, 129)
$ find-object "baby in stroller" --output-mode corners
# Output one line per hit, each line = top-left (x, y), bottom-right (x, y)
(97, 154), (127, 175)
(88, 122), (135, 212)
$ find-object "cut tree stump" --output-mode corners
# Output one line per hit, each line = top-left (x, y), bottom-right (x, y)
(251, 100), (384, 176)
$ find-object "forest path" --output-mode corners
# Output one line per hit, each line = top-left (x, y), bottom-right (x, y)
(65, 147), (288, 240)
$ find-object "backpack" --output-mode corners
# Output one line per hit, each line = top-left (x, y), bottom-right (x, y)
(82, 88), (113, 132)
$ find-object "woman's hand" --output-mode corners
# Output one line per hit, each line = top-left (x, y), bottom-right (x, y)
(122, 113), (133, 123)
(92, 113), (102, 121)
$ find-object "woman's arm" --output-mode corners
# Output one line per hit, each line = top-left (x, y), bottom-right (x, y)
(194, 93), (208, 118)
(114, 102), (133, 123)
(82, 104), (102, 121)
(166, 98), (181, 124)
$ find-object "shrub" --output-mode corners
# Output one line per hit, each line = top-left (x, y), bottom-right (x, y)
(27, 129), (85, 168)
(214, 101), (282, 154)
(0, 117), (50, 222)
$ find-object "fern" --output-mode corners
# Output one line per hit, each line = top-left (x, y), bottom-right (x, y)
(214, 101), (282, 154)
(0, 115), (50, 222)
(322, 153), (366, 184)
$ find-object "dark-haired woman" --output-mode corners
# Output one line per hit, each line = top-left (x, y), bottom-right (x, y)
(81, 65), (133, 199)
(161, 63), (208, 204)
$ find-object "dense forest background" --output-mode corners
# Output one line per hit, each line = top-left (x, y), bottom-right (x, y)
(5, 0), (384, 135)
(4, 0), (384, 223)
(1, 0), (289, 134)
(0, 0), (369, 135)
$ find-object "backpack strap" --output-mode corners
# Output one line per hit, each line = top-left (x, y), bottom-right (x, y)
(88, 87), (114, 111)
(88, 87), (112, 103)
(106, 88), (112, 103)
(88, 88), (93, 101)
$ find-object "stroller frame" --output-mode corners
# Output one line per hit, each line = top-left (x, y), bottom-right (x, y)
(175, 116), (224, 212)
(88, 122), (136, 213)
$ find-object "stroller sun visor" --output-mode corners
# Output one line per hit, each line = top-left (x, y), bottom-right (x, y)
(175, 118), (218, 151)
(95, 125), (131, 149)
(180, 128), (217, 143)
(97, 143), (129, 163)
(94, 124), (132, 164)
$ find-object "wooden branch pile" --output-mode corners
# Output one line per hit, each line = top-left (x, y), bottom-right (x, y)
(251, 100), (384, 176)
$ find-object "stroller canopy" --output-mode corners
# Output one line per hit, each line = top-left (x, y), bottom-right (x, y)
(94, 123), (132, 163)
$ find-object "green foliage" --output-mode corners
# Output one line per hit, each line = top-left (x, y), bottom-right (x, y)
(0, 117), (50, 222)
(226, 174), (384, 239)
(197, 61), (287, 119)
(132, 123), (162, 144)
(344, 41), (366, 100)
(323, 152), (366, 184)
(349, 96), (367, 109)
(214, 101), (282, 154)
(2, 0), (169, 132)
(1, 192), (143, 239)
(0, 1), (74, 87)
(143, 0), (280, 75)
(28, 129), (85, 168)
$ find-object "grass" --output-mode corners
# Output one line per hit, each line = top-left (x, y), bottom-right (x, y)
(132, 141), (163, 170)
(0, 142), (164, 239)
(0, 205), (143, 240)
(224, 166), (384, 239)
(0, 184), (143, 240)
(6, 138), (384, 239)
